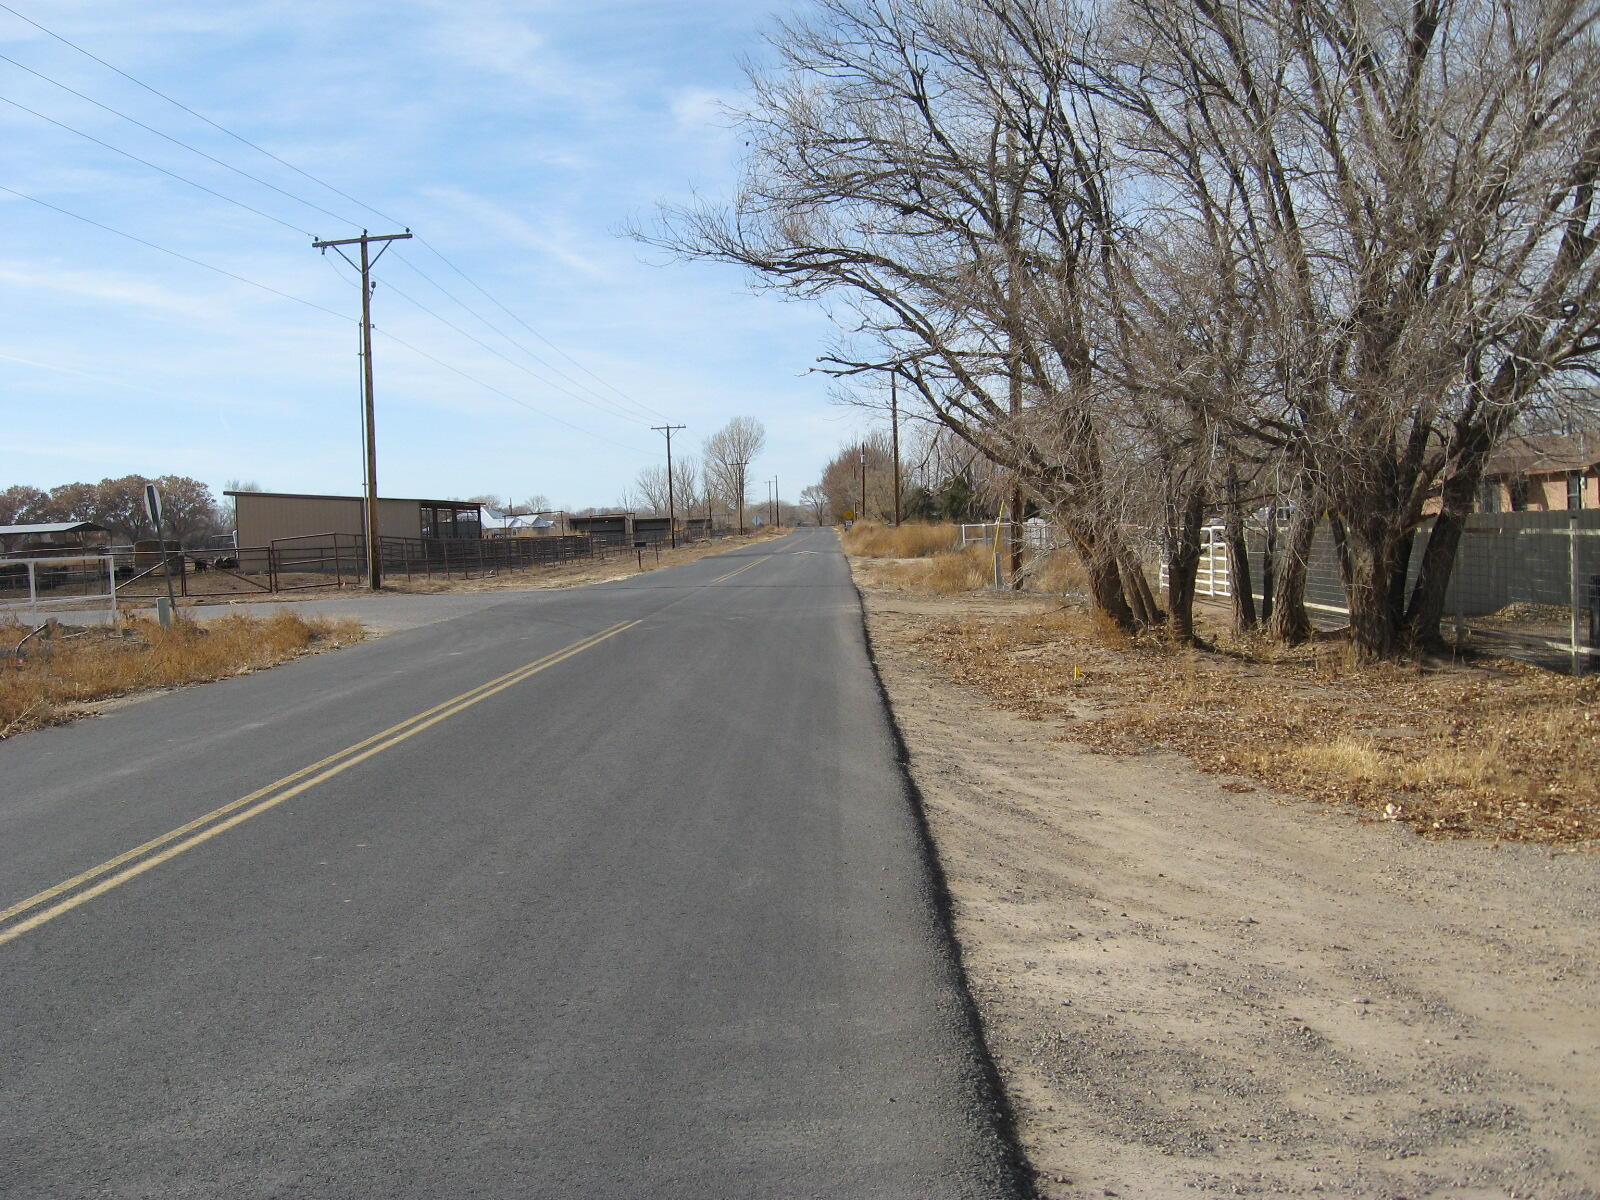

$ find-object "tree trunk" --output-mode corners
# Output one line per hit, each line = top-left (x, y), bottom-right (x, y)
(1341, 520), (1400, 658)
(1223, 471), (1256, 631)
(1062, 514), (1138, 632)
(1126, 552), (1163, 625)
(1387, 529), (1415, 639)
(1165, 488), (1205, 643)
(1404, 439), (1493, 647)
(1268, 492), (1317, 645)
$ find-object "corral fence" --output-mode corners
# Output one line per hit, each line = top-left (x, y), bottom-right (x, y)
(253, 532), (608, 588)
(959, 520), (1056, 551)
(2, 532), (614, 611)
(1160, 511), (1600, 673)
(0, 553), (119, 626)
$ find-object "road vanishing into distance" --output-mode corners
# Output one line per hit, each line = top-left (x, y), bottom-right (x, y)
(0, 530), (1026, 1199)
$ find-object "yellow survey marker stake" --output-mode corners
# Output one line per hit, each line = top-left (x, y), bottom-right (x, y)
(709, 555), (771, 584)
(0, 619), (640, 948)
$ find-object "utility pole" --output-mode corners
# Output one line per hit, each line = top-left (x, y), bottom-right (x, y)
(890, 372), (902, 527)
(773, 474), (780, 528)
(1004, 131), (1024, 589)
(652, 424), (686, 548)
(859, 447), (867, 522)
(312, 228), (412, 589)
(733, 460), (750, 534)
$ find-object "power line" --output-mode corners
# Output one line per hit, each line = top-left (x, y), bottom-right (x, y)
(389, 248), (663, 424)
(0, 92), (315, 237)
(0, 2), (664, 426)
(382, 277), (650, 428)
(0, 51), (364, 232)
(0, 183), (351, 321)
(0, 0), (405, 229)
(0, 1), (671, 442)
(413, 235), (669, 420)
(376, 328), (653, 456)
(2, 184), (655, 456)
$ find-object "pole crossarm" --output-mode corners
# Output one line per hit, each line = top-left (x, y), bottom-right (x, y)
(652, 424), (687, 548)
(310, 229), (412, 589)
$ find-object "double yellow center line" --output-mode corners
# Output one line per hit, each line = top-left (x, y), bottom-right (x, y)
(709, 555), (771, 584)
(0, 619), (639, 948)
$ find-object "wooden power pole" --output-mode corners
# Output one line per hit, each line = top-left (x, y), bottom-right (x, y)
(890, 372), (902, 527)
(312, 228), (412, 589)
(652, 424), (686, 547)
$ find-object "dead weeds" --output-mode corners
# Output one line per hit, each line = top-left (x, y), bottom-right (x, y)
(840, 520), (960, 558)
(0, 612), (364, 738)
(912, 606), (1600, 845)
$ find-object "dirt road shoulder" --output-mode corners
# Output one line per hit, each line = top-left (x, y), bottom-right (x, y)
(859, 583), (1600, 1200)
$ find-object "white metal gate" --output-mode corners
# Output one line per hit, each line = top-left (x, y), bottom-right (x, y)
(0, 554), (119, 626)
(1158, 525), (1233, 598)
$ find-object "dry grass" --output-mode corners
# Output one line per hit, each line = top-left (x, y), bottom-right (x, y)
(840, 520), (960, 558)
(848, 534), (1092, 600)
(1027, 547), (1089, 594)
(874, 544), (994, 594)
(0, 612), (364, 738)
(908, 604), (1600, 845)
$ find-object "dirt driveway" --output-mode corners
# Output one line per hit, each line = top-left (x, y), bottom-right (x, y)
(861, 587), (1599, 1199)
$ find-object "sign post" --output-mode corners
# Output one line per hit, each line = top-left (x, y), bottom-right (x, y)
(144, 483), (178, 625)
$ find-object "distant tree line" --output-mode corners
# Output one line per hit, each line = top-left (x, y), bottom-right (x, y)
(814, 424), (1000, 524)
(648, 0), (1600, 657)
(0, 476), (229, 547)
(628, 417), (770, 531)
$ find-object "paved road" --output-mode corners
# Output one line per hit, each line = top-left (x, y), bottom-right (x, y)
(0, 530), (1026, 1199)
(182, 588), (561, 632)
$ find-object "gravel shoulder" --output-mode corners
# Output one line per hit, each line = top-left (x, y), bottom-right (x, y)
(858, 583), (1600, 1199)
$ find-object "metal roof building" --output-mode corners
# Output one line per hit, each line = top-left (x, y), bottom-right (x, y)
(226, 491), (484, 548)
(0, 521), (110, 553)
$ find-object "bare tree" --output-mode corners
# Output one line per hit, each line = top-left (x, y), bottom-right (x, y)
(800, 483), (832, 523)
(702, 417), (766, 531)
(630, 466), (672, 515)
(645, 0), (1150, 628)
(648, 0), (1600, 657)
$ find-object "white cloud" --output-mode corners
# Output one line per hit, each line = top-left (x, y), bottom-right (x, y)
(0, 260), (211, 317)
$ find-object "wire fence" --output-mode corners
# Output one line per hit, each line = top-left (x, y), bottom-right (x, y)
(1, 532), (619, 614)
(1161, 511), (1600, 673)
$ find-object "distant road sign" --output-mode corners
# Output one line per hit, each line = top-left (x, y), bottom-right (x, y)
(843, 509), (855, 522)
(143, 483), (162, 527)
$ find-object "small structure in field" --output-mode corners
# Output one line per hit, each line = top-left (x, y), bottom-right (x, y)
(0, 521), (111, 556)
(227, 491), (484, 548)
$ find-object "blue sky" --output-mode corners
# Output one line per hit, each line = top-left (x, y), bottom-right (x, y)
(0, 0), (858, 511)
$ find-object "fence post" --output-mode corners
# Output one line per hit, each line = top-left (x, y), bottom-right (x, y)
(1570, 516), (1580, 676)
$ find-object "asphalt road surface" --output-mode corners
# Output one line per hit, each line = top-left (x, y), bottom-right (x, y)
(0, 530), (1026, 1199)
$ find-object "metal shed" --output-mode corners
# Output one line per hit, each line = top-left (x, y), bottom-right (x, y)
(227, 491), (483, 549)
(0, 521), (111, 555)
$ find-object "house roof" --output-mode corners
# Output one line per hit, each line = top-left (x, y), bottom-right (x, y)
(482, 508), (554, 529)
(1487, 432), (1600, 477)
(0, 521), (109, 537)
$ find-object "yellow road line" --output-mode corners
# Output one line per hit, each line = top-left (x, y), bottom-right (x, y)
(710, 555), (771, 584)
(0, 619), (640, 948)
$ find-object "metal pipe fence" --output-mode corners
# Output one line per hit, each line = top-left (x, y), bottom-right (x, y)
(1160, 511), (1599, 673)
(0, 554), (118, 625)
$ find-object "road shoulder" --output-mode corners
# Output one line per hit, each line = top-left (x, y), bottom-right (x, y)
(857, 581), (1600, 1200)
